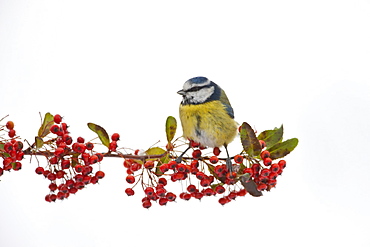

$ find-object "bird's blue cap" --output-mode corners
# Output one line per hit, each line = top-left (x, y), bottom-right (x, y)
(189, 76), (208, 84)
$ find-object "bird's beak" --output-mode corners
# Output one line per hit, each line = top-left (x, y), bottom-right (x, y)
(177, 90), (185, 95)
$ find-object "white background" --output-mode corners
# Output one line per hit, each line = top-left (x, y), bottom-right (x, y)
(1, 1), (370, 246)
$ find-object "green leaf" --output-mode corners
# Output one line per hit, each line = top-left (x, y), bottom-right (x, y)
(257, 125), (284, 149)
(240, 122), (262, 157)
(268, 138), (299, 160)
(35, 137), (44, 149)
(0, 143), (4, 150)
(146, 147), (167, 158)
(87, 123), (110, 148)
(71, 153), (80, 167)
(165, 116), (177, 143)
(240, 176), (262, 197)
(146, 147), (169, 176)
(38, 112), (54, 138)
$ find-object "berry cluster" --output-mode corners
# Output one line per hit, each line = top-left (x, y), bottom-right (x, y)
(34, 114), (119, 202)
(123, 138), (288, 208)
(0, 120), (24, 176)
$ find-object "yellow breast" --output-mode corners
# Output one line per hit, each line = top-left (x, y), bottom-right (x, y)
(179, 101), (238, 147)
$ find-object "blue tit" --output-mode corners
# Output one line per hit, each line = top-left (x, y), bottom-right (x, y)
(176, 76), (238, 171)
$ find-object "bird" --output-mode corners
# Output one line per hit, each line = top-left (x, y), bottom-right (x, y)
(176, 76), (238, 171)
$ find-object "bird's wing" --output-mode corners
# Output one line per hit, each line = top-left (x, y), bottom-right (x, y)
(220, 89), (235, 119)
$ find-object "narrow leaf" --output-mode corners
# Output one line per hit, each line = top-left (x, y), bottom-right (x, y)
(240, 122), (262, 156)
(240, 176), (262, 197)
(268, 138), (299, 160)
(257, 125), (284, 149)
(165, 116), (177, 143)
(146, 147), (167, 157)
(87, 123), (110, 148)
(38, 112), (54, 138)
(35, 137), (44, 149)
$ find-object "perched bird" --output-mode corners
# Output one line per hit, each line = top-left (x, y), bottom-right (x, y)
(177, 76), (238, 170)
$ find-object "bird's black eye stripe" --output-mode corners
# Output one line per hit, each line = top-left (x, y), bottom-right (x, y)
(186, 86), (202, 92)
(185, 85), (211, 93)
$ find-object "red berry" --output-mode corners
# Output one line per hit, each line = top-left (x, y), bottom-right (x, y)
(218, 197), (230, 205)
(180, 192), (191, 200)
(54, 147), (65, 157)
(190, 140), (200, 148)
(126, 175), (135, 184)
(144, 187), (155, 196)
(53, 114), (62, 124)
(263, 158), (272, 166)
(227, 191), (237, 200)
(278, 160), (286, 169)
(259, 140), (266, 149)
(89, 155), (99, 164)
(74, 164), (83, 173)
(16, 152), (24, 161)
(13, 141), (23, 152)
(200, 178), (211, 187)
(77, 137), (85, 143)
(111, 133), (120, 141)
(0, 167), (3, 176)
(159, 163), (169, 173)
(60, 123), (68, 132)
(6, 121), (14, 130)
(166, 192), (176, 201)
(159, 197), (168, 206)
(4, 142), (13, 153)
(142, 200), (152, 209)
(61, 159), (71, 169)
(50, 125), (60, 134)
(243, 167), (253, 175)
(187, 184), (197, 193)
(260, 150), (270, 159)
(131, 163), (142, 172)
(49, 183), (57, 191)
(209, 156), (219, 164)
(257, 183), (267, 191)
(168, 160), (178, 170)
(47, 173), (56, 181)
(234, 155), (244, 164)
(192, 149), (202, 159)
(202, 188), (215, 196)
(270, 163), (280, 173)
(72, 143), (86, 153)
(13, 162), (22, 170)
(213, 147), (221, 156)
(194, 172), (204, 181)
(35, 167), (44, 175)
(86, 142), (94, 150)
(56, 170), (65, 179)
(226, 172), (237, 179)
(260, 168), (270, 177)
(252, 163), (261, 174)
(237, 189), (247, 197)
(95, 171), (105, 179)
(269, 172), (278, 180)
(109, 141), (118, 152)
(215, 185), (226, 194)
(123, 159), (133, 168)
(125, 188), (135, 196)
(8, 129), (16, 138)
(61, 135), (72, 145)
(95, 153), (103, 161)
(144, 160), (155, 169)
(176, 163), (187, 172)
(158, 177), (167, 186)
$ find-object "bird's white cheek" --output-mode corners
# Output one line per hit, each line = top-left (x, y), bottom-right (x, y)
(189, 87), (214, 104)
